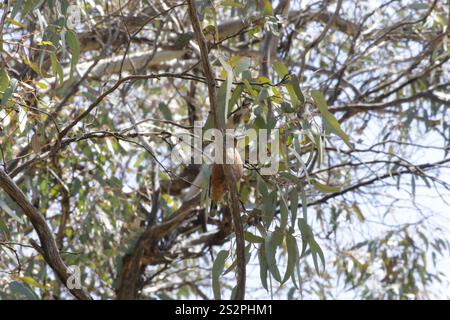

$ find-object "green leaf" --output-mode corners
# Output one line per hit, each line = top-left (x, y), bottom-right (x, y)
(310, 239), (326, 273)
(234, 57), (251, 75)
(229, 84), (244, 113)
(222, 0), (245, 9)
(217, 80), (229, 129)
(263, 0), (273, 14)
(244, 231), (264, 244)
(9, 281), (39, 300)
(288, 75), (305, 106)
(217, 55), (233, 126)
(311, 90), (352, 148)
(258, 244), (269, 290)
(351, 203), (365, 222)
(243, 79), (258, 97)
(289, 188), (298, 227)
(212, 250), (228, 300)
(298, 218), (325, 273)
(6, 17), (26, 28)
(273, 62), (304, 108)
(223, 244), (251, 275)
(0, 78), (18, 106)
(66, 30), (80, 79)
(18, 276), (47, 290)
(282, 233), (299, 283)
(262, 189), (277, 227)
(257, 175), (269, 198)
(36, 81), (48, 89)
(0, 69), (9, 92)
(300, 188), (308, 220)
(273, 61), (289, 77)
(264, 229), (283, 282)
(311, 179), (341, 193)
(279, 192), (289, 229)
(22, 0), (39, 18)
(50, 52), (64, 85)
(298, 218), (312, 256)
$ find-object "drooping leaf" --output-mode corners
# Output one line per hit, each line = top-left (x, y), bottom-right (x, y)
(217, 80), (229, 129)
(223, 244), (251, 275)
(264, 229), (283, 282)
(212, 250), (228, 300)
(66, 30), (80, 79)
(351, 203), (365, 222)
(50, 52), (64, 85)
(311, 90), (352, 148)
(300, 187), (308, 220)
(217, 55), (234, 126)
(258, 244), (269, 290)
(298, 218), (312, 256)
(229, 84), (244, 113)
(273, 61), (304, 109)
(298, 218), (326, 273)
(282, 233), (299, 283)
(289, 188), (299, 227)
(243, 79), (258, 97)
(288, 75), (305, 106)
(310, 239), (326, 273)
(279, 192), (289, 229)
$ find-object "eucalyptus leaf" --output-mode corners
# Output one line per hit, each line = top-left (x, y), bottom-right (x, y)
(311, 90), (352, 148)
(264, 229), (283, 282)
(212, 250), (228, 300)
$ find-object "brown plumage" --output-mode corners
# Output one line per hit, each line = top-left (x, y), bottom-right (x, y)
(210, 146), (244, 203)
(211, 164), (226, 202)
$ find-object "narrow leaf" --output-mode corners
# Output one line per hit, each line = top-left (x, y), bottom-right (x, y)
(258, 244), (269, 290)
(311, 90), (352, 148)
(265, 229), (283, 282)
(0, 69), (9, 92)
(66, 30), (80, 79)
(212, 250), (228, 300)
(282, 233), (299, 283)
(311, 179), (341, 193)
(50, 52), (64, 85)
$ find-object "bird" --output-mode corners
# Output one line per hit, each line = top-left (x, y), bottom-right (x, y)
(183, 105), (249, 202)
(210, 137), (244, 203)
(182, 105), (249, 232)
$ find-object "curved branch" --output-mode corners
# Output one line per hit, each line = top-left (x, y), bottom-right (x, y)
(0, 168), (91, 300)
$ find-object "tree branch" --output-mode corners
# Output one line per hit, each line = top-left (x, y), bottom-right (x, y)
(186, 0), (246, 300)
(0, 168), (91, 300)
